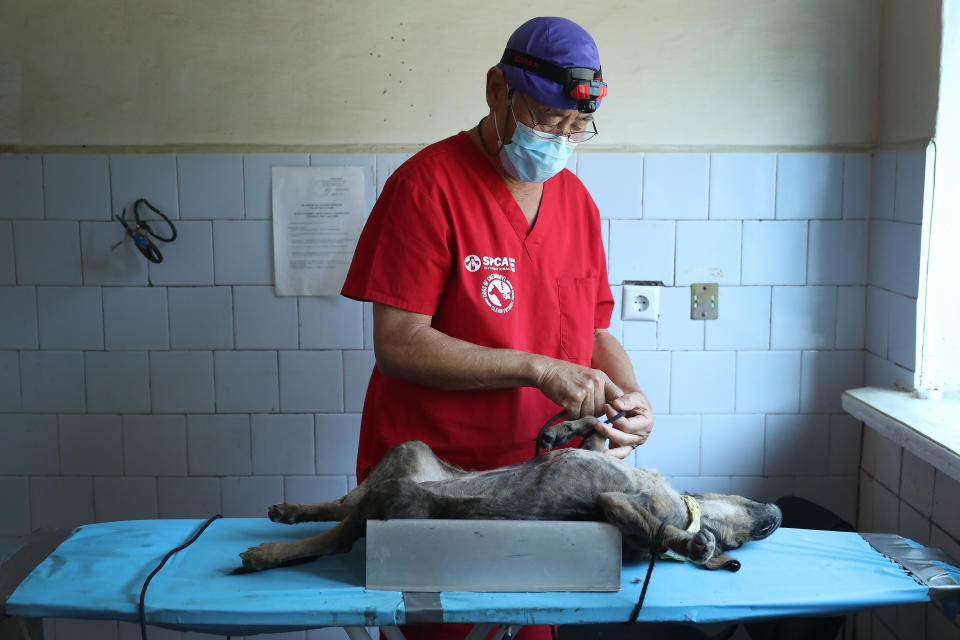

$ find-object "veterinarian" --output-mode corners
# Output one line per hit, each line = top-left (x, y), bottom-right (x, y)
(343, 16), (652, 491)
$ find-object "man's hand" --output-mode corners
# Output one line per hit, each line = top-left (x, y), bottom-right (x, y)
(535, 358), (623, 419)
(594, 392), (654, 459)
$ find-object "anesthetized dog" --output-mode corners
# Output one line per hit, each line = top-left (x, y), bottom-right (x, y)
(239, 416), (782, 572)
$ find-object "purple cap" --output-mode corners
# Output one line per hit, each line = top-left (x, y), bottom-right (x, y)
(497, 17), (603, 111)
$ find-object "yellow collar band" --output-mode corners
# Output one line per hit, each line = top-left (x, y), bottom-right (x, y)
(661, 494), (701, 562)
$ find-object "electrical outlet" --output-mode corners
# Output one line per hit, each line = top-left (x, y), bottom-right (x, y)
(621, 284), (661, 321)
(690, 283), (719, 319)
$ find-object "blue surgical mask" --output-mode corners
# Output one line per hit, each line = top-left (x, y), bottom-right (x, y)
(494, 113), (575, 183)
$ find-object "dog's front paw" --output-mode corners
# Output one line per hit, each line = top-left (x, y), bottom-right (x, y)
(239, 543), (283, 571)
(686, 528), (716, 564)
(537, 417), (596, 452)
(268, 503), (298, 524)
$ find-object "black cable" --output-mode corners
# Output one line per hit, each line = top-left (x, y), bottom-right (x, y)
(533, 410), (567, 457)
(112, 198), (177, 264)
(627, 521), (669, 624)
(133, 198), (178, 243)
(139, 514), (222, 640)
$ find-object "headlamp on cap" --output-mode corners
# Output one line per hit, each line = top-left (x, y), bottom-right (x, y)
(500, 48), (608, 113)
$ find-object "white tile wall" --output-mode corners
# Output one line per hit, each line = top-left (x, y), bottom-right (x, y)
(30, 477), (95, 530)
(708, 153), (776, 220)
(80, 220), (148, 286)
(656, 287), (704, 350)
(634, 414), (700, 476)
(625, 350), (671, 414)
(252, 413), (315, 475)
(0, 350), (20, 411)
(234, 285), (299, 349)
(0, 415), (59, 475)
(243, 153), (309, 219)
(123, 415), (188, 476)
(168, 286), (235, 349)
(150, 351), (216, 413)
(213, 220), (274, 284)
(608, 219), (675, 285)
(158, 477), (222, 518)
(799, 350), (865, 413)
(214, 350), (279, 412)
(775, 153), (843, 219)
(285, 475), (350, 503)
(43, 154), (111, 220)
(0, 477), (30, 536)
(842, 153), (871, 219)
(0, 286), (39, 348)
(94, 477), (159, 521)
(13, 149), (955, 640)
(836, 286), (866, 349)
(299, 295), (365, 349)
(741, 221), (807, 285)
(110, 155), (180, 220)
(894, 148), (926, 224)
(675, 220), (740, 285)
(642, 154), (709, 221)
(576, 153), (643, 219)
(764, 414), (829, 475)
(0, 222), (15, 284)
(670, 351), (735, 413)
(177, 154), (245, 220)
(770, 286), (837, 350)
(704, 286), (771, 350)
(102, 287), (170, 350)
(808, 220), (868, 285)
(14, 221), (83, 284)
(871, 150), (896, 220)
(59, 414), (123, 476)
(700, 414), (765, 475)
(315, 414), (361, 475)
(37, 287), (104, 350)
(187, 414), (252, 476)
(279, 350), (344, 413)
(735, 351), (801, 413)
(148, 220), (215, 286)
(868, 220), (921, 298)
(342, 350), (375, 412)
(85, 351), (151, 413)
(221, 476), (284, 517)
(0, 155), (43, 220)
(21, 351), (86, 413)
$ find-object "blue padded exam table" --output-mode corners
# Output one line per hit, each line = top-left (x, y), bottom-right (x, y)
(3, 518), (960, 637)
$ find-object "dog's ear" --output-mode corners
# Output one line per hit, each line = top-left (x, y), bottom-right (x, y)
(704, 551), (741, 572)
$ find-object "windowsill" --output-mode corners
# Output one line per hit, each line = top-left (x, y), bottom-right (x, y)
(842, 385), (960, 483)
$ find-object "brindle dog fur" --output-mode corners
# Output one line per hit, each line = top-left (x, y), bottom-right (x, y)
(239, 417), (782, 572)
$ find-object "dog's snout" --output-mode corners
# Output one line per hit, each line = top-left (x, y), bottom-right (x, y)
(753, 505), (782, 540)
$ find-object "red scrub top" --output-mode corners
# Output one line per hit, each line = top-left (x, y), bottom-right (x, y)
(342, 132), (614, 482)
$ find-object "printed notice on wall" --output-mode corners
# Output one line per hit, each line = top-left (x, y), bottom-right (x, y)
(272, 166), (365, 296)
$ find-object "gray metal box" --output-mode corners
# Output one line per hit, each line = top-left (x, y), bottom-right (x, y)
(365, 519), (621, 592)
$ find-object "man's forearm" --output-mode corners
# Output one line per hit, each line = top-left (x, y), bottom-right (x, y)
(591, 328), (641, 394)
(373, 303), (548, 391)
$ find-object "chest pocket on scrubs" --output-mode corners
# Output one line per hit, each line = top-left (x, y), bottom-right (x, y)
(557, 276), (597, 362)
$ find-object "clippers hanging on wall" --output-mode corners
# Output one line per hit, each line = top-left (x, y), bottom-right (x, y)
(112, 198), (178, 264)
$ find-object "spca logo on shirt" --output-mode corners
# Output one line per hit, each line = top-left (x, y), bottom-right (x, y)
(463, 254), (516, 273)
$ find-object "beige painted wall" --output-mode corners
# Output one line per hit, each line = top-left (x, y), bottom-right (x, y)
(878, 0), (942, 143)
(1, 0), (883, 148)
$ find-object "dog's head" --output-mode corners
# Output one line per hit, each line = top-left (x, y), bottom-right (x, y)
(693, 492), (782, 554)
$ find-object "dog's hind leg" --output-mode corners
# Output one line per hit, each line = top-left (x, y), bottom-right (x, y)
(597, 492), (717, 566)
(537, 416), (603, 452)
(268, 440), (458, 524)
(239, 514), (363, 571)
(268, 500), (349, 524)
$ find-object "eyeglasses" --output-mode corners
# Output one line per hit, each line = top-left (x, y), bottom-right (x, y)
(512, 92), (599, 143)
